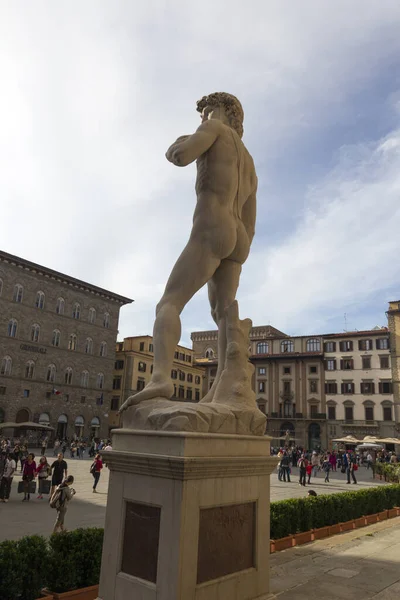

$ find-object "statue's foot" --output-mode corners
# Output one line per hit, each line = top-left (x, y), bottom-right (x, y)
(118, 380), (174, 414)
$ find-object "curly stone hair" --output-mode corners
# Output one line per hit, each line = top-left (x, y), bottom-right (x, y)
(196, 92), (244, 138)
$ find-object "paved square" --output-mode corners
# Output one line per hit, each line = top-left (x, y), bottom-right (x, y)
(0, 451), (388, 541)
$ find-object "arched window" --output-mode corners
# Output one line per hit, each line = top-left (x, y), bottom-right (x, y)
(0, 356), (12, 376)
(35, 291), (45, 309)
(306, 338), (321, 352)
(7, 319), (17, 338)
(205, 348), (214, 358)
(96, 372), (104, 389)
(0, 278), (3, 296)
(68, 334), (77, 351)
(281, 340), (294, 353)
(13, 284), (23, 303)
(257, 342), (269, 354)
(31, 323), (40, 343)
(25, 360), (35, 379)
(99, 342), (107, 357)
(39, 412), (50, 425)
(72, 302), (81, 319)
(46, 364), (56, 383)
(52, 329), (61, 347)
(88, 308), (96, 324)
(65, 367), (73, 385)
(56, 297), (65, 315)
(85, 337), (93, 354)
(81, 370), (89, 388)
(103, 312), (110, 328)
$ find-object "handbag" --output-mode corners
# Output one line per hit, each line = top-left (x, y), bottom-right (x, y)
(353, 464), (358, 471)
(40, 479), (52, 494)
(341, 466), (346, 474)
(18, 480), (37, 494)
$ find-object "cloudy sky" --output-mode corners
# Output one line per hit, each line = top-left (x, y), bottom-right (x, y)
(1, 1), (400, 344)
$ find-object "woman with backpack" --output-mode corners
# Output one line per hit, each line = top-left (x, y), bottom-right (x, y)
(51, 475), (76, 534)
(91, 453), (103, 493)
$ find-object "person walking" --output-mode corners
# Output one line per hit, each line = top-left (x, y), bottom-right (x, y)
(311, 452), (319, 478)
(345, 452), (357, 484)
(298, 454), (307, 487)
(51, 475), (76, 534)
(36, 456), (51, 499)
(91, 454), (103, 493)
(280, 452), (291, 482)
(41, 437), (48, 457)
(20, 445), (28, 472)
(323, 455), (331, 482)
(22, 453), (37, 501)
(50, 453), (68, 498)
(306, 461), (313, 484)
(53, 439), (60, 457)
(366, 452), (373, 470)
(329, 451), (337, 472)
(0, 453), (16, 502)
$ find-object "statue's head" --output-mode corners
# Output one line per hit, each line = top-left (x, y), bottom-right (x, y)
(196, 92), (244, 138)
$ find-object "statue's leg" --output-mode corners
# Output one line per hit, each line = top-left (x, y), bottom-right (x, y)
(200, 259), (242, 404)
(119, 239), (221, 412)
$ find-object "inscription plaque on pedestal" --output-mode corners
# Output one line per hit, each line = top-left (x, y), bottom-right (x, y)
(121, 501), (161, 583)
(197, 501), (256, 584)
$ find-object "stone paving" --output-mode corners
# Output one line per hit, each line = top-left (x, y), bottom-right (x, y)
(270, 518), (400, 599)
(0, 451), (387, 541)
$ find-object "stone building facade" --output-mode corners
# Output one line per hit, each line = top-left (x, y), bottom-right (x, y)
(191, 325), (394, 449)
(108, 335), (205, 429)
(0, 250), (132, 440)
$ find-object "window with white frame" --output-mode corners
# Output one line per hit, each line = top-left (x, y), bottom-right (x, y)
(65, 367), (73, 385)
(56, 297), (65, 315)
(13, 284), (23, 303)
(256, 342), (269, 354)
(88, 307), (96, 324)
(68, 334), (77, 351)
(81, 370), (89, 388)
(25, 360), (35, 379)
(0, 356), (12, 376)
(7, 319), (17, 338)
(31, 323), (40, 343)
(281, 340), (294, 353)
(35, 291), (45, 309)
(85, 337), (93, 354)
(52, 329), (61, 347)
(103, 312), (110, 328)
(96, 372), (104, 389)
(46, 364), (56, 383)
(306, 338), (321, 352)
(72, 302), (81, 319)
(99, 341), (107, 357)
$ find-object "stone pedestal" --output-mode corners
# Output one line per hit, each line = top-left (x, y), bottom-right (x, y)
(97, 430), (277, 600)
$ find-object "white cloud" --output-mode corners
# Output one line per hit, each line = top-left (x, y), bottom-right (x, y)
(243, 124), (400, 334)
(1, 1), (400, 342)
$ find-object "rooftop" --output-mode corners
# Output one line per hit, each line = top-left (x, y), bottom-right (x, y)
(0, 249), (133, 305)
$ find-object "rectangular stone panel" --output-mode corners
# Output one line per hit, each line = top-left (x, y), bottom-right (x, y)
(121, 501), (161, 583)
(197, 501), (256, 584)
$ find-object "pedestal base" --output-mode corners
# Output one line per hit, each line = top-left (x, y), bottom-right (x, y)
(98, 430), (277, 600)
